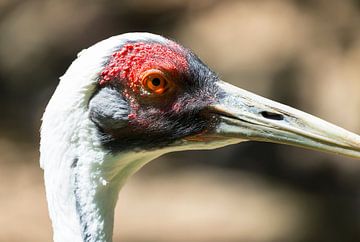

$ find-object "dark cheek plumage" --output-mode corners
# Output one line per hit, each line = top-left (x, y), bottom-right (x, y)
(126, 99), (211, 139)
(89, 88), (211, 151)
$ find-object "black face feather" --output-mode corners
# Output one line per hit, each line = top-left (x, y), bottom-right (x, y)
(89, 43), (221, 152)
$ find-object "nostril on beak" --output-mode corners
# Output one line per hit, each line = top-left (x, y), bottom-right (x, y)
(260, 111), (284, 121)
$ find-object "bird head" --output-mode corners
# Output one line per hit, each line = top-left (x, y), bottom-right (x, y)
(40, 32), (360, 242)
(86, 33), (360, 158)
(89, 40), (219, 151)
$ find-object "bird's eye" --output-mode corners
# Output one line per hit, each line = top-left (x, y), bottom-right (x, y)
(142, 70), (169, 95)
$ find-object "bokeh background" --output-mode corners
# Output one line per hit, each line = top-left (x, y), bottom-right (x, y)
(1, 0), (360, 241)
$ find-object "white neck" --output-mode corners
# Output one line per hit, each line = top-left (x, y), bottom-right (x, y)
(43, 139), (156, 242)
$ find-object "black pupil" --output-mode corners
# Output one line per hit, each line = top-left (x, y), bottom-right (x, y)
(152, 78), (161, 86)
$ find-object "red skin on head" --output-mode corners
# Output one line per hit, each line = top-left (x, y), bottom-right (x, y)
(99, 42), (188, 92)
(99, 42), (189, 121)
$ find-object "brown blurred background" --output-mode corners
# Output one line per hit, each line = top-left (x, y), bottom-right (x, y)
(1, 0), (360, 241)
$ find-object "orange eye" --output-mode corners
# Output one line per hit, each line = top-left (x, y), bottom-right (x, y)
(142, 70), (169, 95)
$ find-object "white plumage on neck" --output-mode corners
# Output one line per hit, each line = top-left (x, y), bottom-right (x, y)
(40, 33), (167, 242)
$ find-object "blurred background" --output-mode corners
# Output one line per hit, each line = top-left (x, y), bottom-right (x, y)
(1, 0), (360, 241)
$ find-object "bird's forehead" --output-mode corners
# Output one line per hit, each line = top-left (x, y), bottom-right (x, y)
(99, 41), (189, 91)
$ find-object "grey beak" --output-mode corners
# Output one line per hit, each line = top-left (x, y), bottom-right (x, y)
(211, 81), (360, 159)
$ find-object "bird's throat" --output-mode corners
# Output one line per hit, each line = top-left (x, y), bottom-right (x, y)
(45, 147), (157, 242)
(71, 153), (155, 242)
(72, 158), (118, 242)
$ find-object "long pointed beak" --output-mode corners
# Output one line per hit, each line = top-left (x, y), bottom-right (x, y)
(210, 81), (360, 159)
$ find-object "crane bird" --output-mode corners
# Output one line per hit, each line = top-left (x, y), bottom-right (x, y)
(40, 33), (360, 242)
